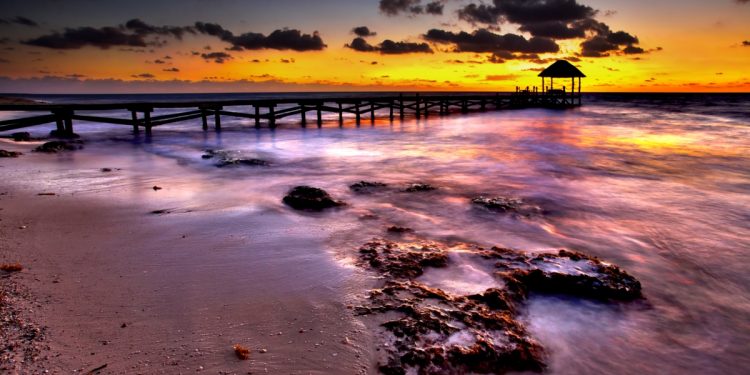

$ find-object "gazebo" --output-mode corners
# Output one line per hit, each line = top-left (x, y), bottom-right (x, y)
(539, 60), (585, 105)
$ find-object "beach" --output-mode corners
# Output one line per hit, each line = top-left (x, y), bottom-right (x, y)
(1, 93), (750, 374)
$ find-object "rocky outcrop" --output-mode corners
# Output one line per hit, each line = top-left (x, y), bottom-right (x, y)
(282, 186), (345, 211)
(202, 150), (270, 167)
(349, 181), (388, 194)
(355, 238), (642, 374)
(404, 183), (437, 192)
(0, 150), (22, 158)
(33, 140), (83, 153)
(471, 196), (541, 217)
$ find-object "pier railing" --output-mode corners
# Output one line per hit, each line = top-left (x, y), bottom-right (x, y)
(0, 92), (580, 136)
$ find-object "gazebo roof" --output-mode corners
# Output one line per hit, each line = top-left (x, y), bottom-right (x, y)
(538, 60), (585, 78)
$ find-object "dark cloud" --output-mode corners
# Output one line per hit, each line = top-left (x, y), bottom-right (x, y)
(424, 28), (559, 54)
(0, 58), (9, 63)
(152, 59), (166, 64)
(346, 37), (432, 54)
(346, 37), (378, 52)
(200, 52), (232, 63)
(0, 16), (38, 27)
(425, 1), (444, 15)
(123, 19), (194, 39)
(380, 39), (433, 54)
(131, 73), (155, 79)
(24, 27), (148, 49)
(622, 44), (645, 54)
(194, 22), (326, 51)
(743, 40), (750, 46)
(280, 58), (295, 63)
(459, 0), (595, 26)
(352, 26), (377, 37)
(457, 0), (646, 58)
(579, 35), (618, 57)
(163, 67), (180, 72)
(379, 0), (443, 16)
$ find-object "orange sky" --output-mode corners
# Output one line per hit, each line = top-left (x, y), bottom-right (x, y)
(0, 0), (748, 93)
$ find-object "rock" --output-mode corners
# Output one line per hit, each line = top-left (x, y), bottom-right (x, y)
(0, 149), (22, 158)
(34, 140), (83, 153)
(202, 149), (270, 167)
(404, 183), (437, 192)
(386, 226), (414, 234)
(471, 196), (541, 217)
(355, 237), (642, 374)
(349, 181), (388, 194)
(282, 186), (345, 211)
(152, 186), (162, 191)
(10, 132), (31, 142)
(49, 130), (80, 139)
(101, 168), (113, 172)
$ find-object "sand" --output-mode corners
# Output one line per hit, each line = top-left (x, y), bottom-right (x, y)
(0, 139), (374, 374)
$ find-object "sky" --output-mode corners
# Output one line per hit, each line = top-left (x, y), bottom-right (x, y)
(0, 0), (748, 93)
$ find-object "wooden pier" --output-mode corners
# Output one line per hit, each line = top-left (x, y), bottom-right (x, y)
(0, 92), (581, 136)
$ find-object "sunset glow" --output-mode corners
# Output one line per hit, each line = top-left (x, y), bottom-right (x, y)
(0, 0), (749, 93)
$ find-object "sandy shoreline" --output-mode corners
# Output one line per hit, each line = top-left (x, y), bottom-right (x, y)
(0, 139), (374, 374)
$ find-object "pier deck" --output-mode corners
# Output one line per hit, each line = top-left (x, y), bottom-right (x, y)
(0, 92), (581, 136)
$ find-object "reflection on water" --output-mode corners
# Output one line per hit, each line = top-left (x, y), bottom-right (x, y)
(2, 94), (749, 374)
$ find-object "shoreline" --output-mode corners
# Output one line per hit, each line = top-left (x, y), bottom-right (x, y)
(0, 142), (374, 373)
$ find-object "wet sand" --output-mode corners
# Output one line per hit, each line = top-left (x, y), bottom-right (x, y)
(0, 140), (373, 374)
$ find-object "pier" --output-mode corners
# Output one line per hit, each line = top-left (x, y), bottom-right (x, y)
(0, 61), (586, 136)
(0, 92), (582, 136)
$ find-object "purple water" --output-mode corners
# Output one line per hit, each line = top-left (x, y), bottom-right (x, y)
(1, 93), (749, 374)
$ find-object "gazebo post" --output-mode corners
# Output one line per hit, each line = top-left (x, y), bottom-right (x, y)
(572, 77), (575, 104)
(542, 77), (545, 93)
(578, 77), (582, 105)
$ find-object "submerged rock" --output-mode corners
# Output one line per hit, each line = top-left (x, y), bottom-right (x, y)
(472, 196), (541, 217)
(0, 149), (22, 158)
(349, 181), (388, 194)
(34, 140), (83, 153)
(10, 132), (31, 142)
(282, 186), (345, 211)
(386, 226), (414, 234)
(404, 183), (437, 192)
(355, 237), (642, 374)
(202, 149), (270, 167)
(49, 130), (80, 139)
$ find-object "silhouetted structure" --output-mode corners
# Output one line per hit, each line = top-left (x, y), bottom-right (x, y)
(0, 65), (586, 136)
(539, 60), (585, 106)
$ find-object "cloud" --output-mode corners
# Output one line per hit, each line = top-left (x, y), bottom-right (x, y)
(131, 73), (155, 79)
(424, 28), (559, 54)
(152, 59), (166, 64)
(0, 16), (38, 27)
(456, 0), (646, 58)
(200, 52), (232, 63)
(379, 0), (443, 16)
(346, 37), (432, 54)
(24, 27), (148, 49)
(743, 40), (750, 46)
(352, 26), (377, 37)
(123, 19), (194, 39)
(194, 22), (326, 51)
(163, 67), (180, 72)
(485, 74), (517, 81)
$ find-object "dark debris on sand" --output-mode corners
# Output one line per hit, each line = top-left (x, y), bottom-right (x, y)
(282, 186), (345, 211)
(202, 150), (270, 167)
(34, 140), (83, 153)
(9, 132), (31, 142)
(0, 268), (50, 372)
(355, 238), (642, 374)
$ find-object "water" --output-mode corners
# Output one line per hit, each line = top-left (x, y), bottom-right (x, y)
(2, 93), (749, 374)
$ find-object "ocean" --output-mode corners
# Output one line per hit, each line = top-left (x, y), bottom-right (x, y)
(1, 92), (749, 374)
